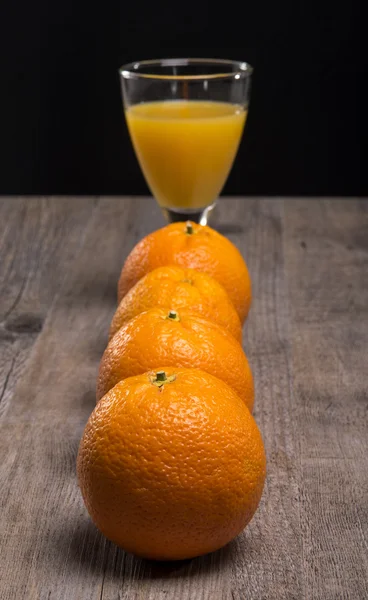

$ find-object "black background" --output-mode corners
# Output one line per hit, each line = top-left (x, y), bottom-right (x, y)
(1, 0), (367, 196)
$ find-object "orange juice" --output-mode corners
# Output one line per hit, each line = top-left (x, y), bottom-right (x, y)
(125, 101), (247, 210)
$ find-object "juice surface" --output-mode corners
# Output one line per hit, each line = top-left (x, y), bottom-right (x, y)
(125, 101), (247, 210)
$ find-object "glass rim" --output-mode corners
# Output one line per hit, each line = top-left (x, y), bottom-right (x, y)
(119, 58), (253, 81)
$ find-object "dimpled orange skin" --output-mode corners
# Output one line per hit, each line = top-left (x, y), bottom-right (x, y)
(117, 222), (251, 324)
(78, 368), (266, 560)
(110, 265), (242, 343)
(97, 307), (254, 411)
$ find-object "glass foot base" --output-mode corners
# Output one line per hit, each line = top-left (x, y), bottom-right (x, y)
(161, 202), (216, 226)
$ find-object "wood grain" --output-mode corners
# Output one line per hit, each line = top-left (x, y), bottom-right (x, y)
(284, 199), (368, 600)
(0, 197), (367, 600)
(0, 197), (96, 419)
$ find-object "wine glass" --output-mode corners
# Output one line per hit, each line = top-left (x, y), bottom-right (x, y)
(119, 58), (252, 225)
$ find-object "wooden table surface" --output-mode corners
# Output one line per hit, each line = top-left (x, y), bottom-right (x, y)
(0, 197), (367, 600)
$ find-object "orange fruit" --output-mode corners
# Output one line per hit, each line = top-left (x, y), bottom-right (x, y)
(78, 367), (266, 560)
(118, 221), (251, 323)
(110, 265), (242, 343)
(97, 307), (254, 410)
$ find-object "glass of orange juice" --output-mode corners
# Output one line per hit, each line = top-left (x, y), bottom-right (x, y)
(119, 58), (252, 225)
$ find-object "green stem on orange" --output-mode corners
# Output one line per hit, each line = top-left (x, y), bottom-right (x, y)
(167, 310), (180, 321)
(185, 221), (194, 235)
(151, 371), (177, 387)
(155, 371), (167, 383)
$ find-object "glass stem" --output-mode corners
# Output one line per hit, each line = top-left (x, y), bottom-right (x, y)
(161, 202), (216, 226)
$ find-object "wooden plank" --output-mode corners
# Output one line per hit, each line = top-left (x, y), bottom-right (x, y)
(0, 197), (163, 600)
(0, 197), (96, 418)
(226, 199), (303, 600)
(1, 197), (367, 600)
(284, 199), (368, 599)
